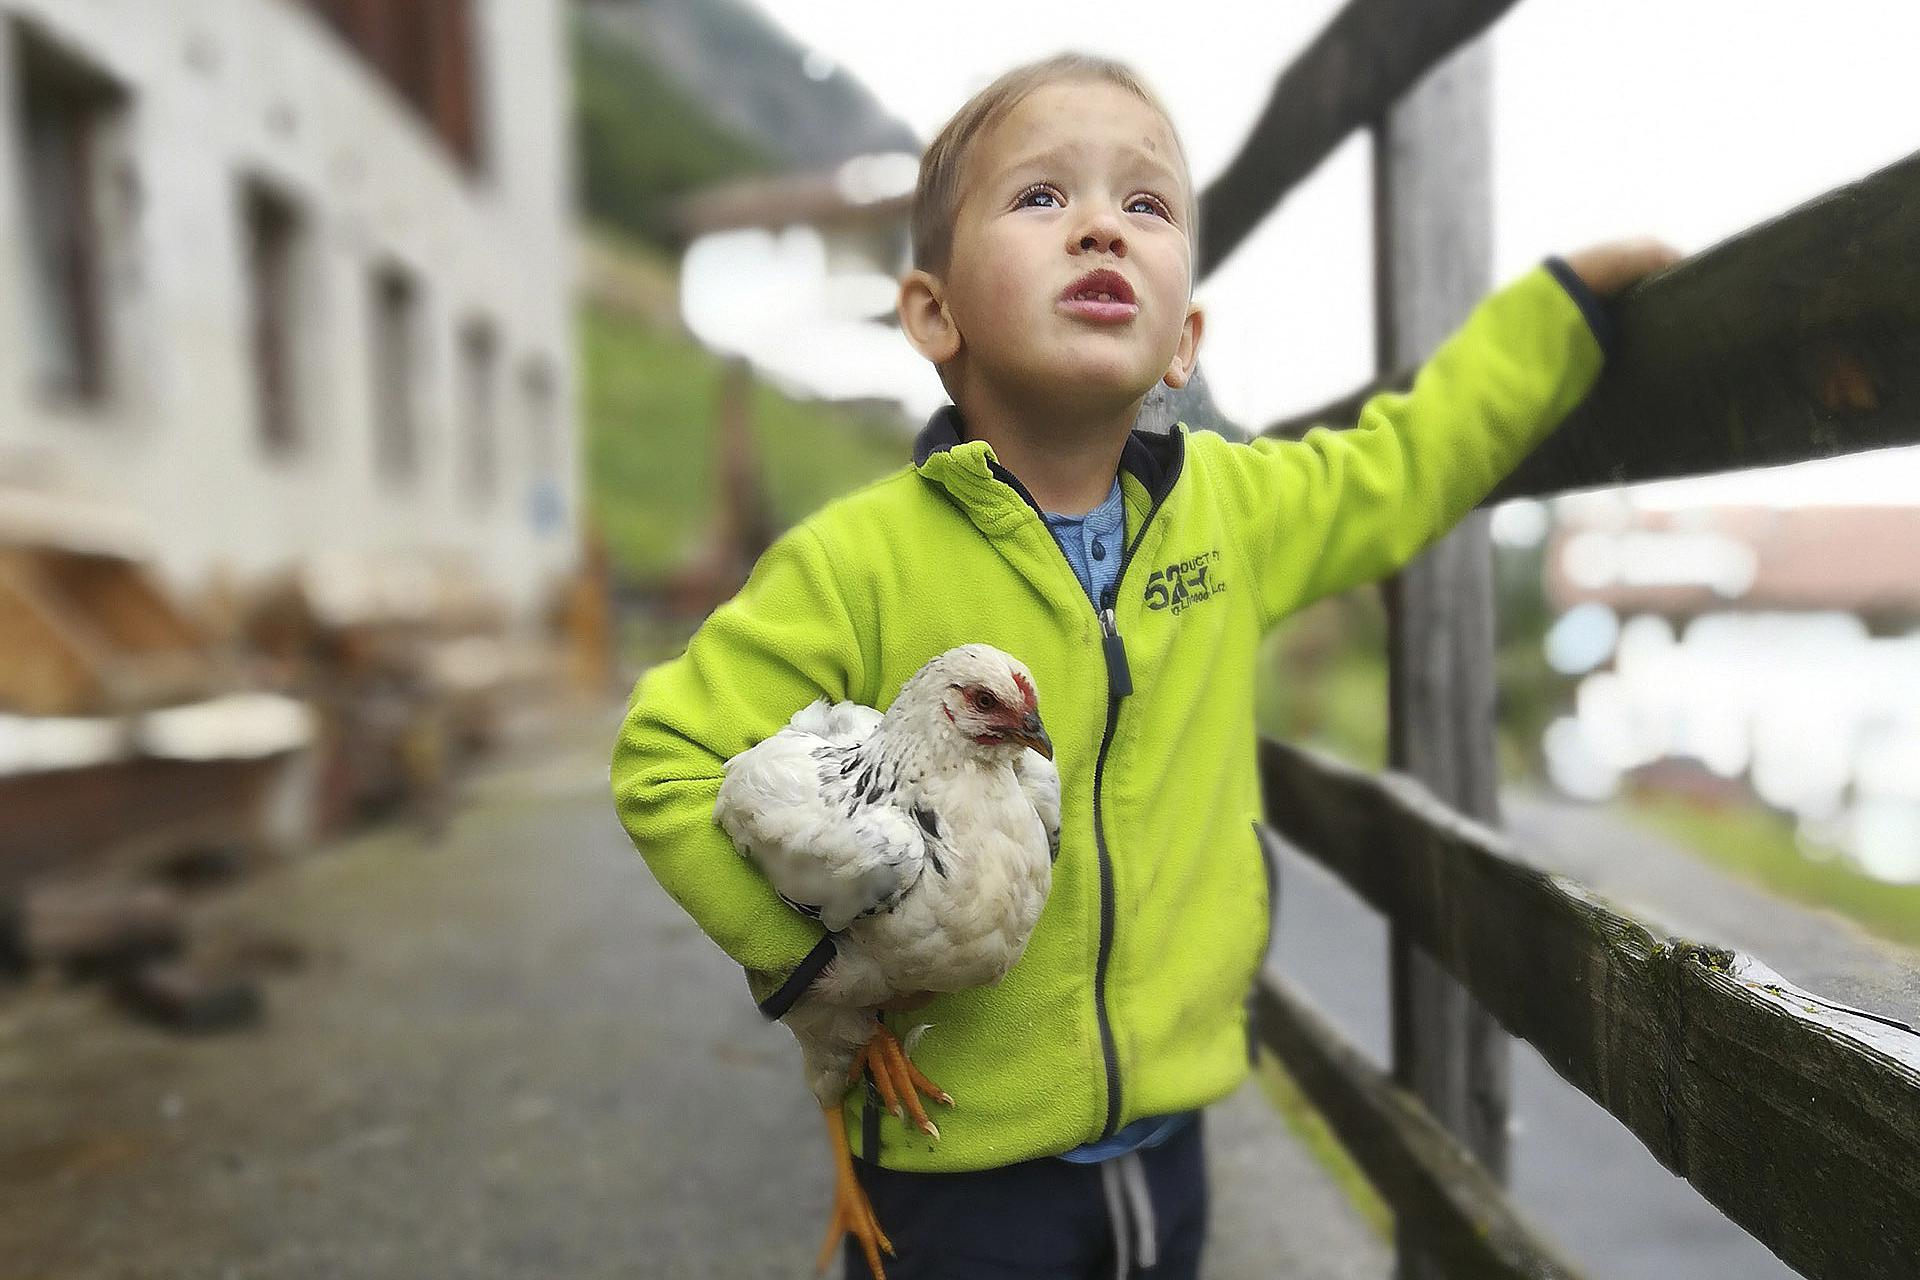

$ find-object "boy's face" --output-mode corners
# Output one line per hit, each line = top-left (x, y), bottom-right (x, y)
(906, 80), (1203, 416)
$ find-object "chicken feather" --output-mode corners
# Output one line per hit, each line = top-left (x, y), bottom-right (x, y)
(715, 644), (1057, 1107)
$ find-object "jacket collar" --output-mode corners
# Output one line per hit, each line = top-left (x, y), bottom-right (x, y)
(911, 404), (1185, 516)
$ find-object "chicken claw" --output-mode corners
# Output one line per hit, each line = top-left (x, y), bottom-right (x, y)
(819, 1104), (894, 1277)
(849, 1020), (953, 1139)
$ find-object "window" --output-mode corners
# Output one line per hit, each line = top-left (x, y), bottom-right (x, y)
(369, 266), (421, 482)
(457, 318), (498, 502)
(243, 182), (307, 455)
(521, 355), (557, 472)
(519, 356), (565, 535)
(12, 21), (127, 403)
(298, 0), (484, 169)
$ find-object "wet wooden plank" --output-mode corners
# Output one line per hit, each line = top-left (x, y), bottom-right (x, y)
(1254, 975), (1585, 1279)
(1258, 740), (1920, 1279)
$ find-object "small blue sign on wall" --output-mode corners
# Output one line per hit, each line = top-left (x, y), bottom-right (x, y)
(528, 479), (565, 536)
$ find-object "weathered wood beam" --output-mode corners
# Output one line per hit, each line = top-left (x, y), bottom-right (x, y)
(1372, 39), (1510, 1280)
(1194, 0), (1521, 278)
(1254, 976), (1586, 1280)
(1261, 150), (1920, 497)
(1258, 737), (1920, 1280)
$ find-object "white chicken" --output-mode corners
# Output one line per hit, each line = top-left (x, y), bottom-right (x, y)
(714, 644), (1059, 1277)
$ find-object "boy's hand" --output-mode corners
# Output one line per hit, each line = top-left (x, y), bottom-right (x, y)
(1561, 236), (1683, 298)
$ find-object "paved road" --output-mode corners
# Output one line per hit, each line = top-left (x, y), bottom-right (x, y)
(0, 709), (1386, 1280)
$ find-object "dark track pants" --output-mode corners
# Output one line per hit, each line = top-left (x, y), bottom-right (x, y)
(843, 1115), (1207, 1279)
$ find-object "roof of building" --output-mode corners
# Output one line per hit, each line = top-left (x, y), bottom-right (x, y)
(1546, 505), (1920, 618)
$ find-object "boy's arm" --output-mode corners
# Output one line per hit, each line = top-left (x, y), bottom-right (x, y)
(1213, 259), (1614, 629)
(611, 522), (869, 985)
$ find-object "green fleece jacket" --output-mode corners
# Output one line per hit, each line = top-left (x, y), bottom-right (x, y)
(612, 262), (1606, 1173)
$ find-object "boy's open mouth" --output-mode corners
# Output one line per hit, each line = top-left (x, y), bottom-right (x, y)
(1058, 268), (1139, 324)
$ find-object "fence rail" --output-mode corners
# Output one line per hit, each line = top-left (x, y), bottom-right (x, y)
(1252, 955), (1585, 1279)
(1194, 0), (1521, 276)
(1179, 0), (1920, 1274)
(1255, 740), (1920, 1278)
(1262, 147), (1920, 503)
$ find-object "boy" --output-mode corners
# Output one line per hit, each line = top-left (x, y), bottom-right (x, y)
(614, 52), (1676, 1279)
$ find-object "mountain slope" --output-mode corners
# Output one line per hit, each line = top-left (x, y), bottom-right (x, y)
(572, 14), (775, 248)
(578, 0), (918, 171)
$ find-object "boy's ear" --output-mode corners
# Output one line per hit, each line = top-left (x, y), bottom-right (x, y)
(898, 269), (961, 366)
(1161, 303), (1206, 389)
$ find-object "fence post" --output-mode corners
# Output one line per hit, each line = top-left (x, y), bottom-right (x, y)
(1372, 36), (1512, 1280)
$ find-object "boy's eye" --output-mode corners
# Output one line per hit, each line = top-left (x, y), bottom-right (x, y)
(1014, 184), (1062, 209)
(1128, 195), (1172, 220)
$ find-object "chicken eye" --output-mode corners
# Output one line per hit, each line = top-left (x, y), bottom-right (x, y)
(972, 690), (998, 712)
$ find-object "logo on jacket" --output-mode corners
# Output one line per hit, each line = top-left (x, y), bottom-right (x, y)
(1144, 549), (1226, 616)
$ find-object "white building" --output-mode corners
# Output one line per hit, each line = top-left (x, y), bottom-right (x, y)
(0, 0), (577, 619)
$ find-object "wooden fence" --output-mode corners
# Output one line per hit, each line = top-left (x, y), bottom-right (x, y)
(1179, 1), (1920, 1276)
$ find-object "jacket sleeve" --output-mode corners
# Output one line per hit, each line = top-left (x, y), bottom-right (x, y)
(610, 521), (870, 977)
(1208, 261), (1609, 630)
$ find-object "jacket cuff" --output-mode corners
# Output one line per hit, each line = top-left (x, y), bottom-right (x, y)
(755, 935), (837, 1021)
(1542, 256), (1616, 359)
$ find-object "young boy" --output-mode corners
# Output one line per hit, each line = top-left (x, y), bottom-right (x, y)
(614, 52), (1675, 1279)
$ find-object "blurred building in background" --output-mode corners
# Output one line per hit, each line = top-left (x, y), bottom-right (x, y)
(0, 1), (591, 979)
(1537, 499), (1920, 882)
(1546, 505), (1920, 626)
(0, 0), (576, 616)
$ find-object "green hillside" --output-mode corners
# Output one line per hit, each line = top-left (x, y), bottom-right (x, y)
(572, 14), (772, 249)
(580, 297), (909, 584)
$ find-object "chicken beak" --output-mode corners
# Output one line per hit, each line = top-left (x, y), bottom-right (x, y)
(1013, 711), (1053, 760)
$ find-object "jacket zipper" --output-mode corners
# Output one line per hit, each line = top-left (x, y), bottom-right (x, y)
(1087, 593), (1129, 1136)
(986, 459), (1168, 1140)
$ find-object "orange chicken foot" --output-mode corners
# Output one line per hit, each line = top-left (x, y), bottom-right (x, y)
(849, 1021), (953, 1139)
(818, 1103), (893, 1277)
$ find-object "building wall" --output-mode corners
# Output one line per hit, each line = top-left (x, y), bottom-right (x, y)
(0, 0), (577, 618)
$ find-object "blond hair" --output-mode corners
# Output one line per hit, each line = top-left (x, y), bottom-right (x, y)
(909, 53), (1191, 276)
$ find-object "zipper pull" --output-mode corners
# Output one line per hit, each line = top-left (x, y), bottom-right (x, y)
(1100, 606), (1133, 699)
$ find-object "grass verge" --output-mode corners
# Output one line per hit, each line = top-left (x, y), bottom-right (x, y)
(1623, 794), (1920, 951)
(1253, 1053), (1394, 1241)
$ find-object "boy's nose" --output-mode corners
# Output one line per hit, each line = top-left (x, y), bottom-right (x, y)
(1072, 212), (1127, 257)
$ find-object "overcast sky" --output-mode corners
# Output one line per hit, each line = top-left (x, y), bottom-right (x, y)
(741, 0), (1920, 505)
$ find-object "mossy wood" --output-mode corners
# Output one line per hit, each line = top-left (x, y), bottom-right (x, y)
(1195, 0), (1521, 277)
(1254, 976), (1584, 1279)
(1261, 149), (1920, 496)
(1258, 737), (1920, 1279)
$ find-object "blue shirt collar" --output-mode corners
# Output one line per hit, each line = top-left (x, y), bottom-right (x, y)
(1042, 476), (1125, 526)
